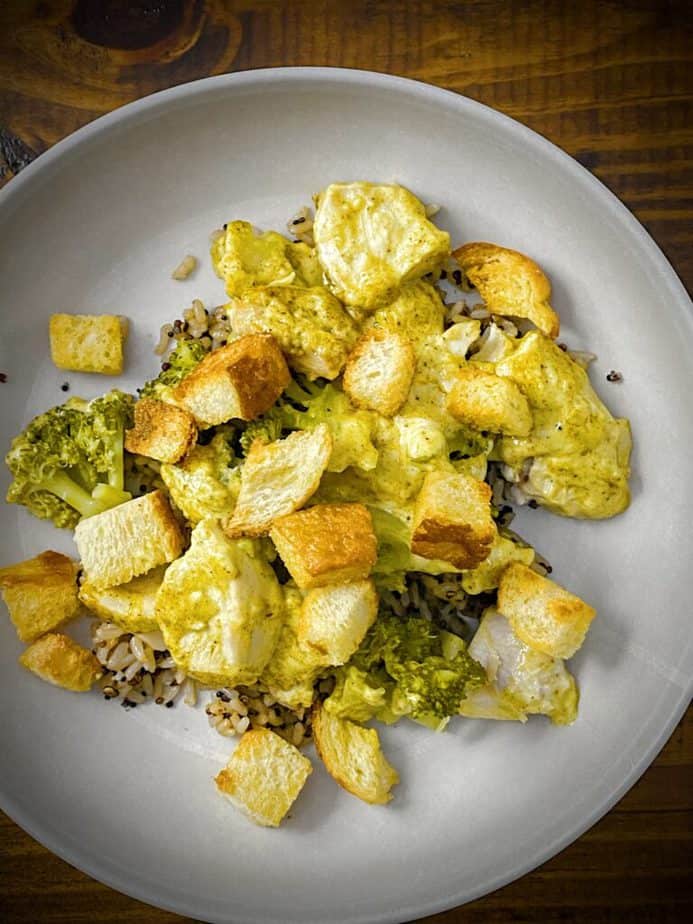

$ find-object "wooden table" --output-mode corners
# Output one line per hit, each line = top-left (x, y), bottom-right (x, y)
(1, 1), (691, 921)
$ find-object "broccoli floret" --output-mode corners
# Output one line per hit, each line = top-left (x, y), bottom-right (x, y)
(326, 612), (486, 727)
(241, 376), (378, 472)
(68, 390), (134, 491)
(140, 339), (208, 401)
(6, 391), (135, 529)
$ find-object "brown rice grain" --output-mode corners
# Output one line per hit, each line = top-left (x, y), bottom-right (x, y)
(171, 255), (198, 281)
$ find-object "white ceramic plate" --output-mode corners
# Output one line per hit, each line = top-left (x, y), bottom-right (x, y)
(0, 68), (691, 924)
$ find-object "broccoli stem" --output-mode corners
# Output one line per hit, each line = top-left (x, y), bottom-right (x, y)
(91, 483), (131, 507)
(106, 430), (125, 491)
(43, 470), (108, 518)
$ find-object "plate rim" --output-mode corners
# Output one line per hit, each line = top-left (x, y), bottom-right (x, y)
(0, 66), (691, 924)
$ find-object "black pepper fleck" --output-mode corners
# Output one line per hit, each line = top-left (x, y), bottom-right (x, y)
(452, 269), (463, 286)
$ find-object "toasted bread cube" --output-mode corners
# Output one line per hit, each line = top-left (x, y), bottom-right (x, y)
(49, 313), (128, 375)
(0, 551), (81, 643)
(74, 490), (184, 590)
(342, 329), (415, 416)
(411, 472), (496, 569)
(447, 365), (533, 437)
(79, 565), (165, 633)
(270, 503), (377, 590)
(215, 728), (312, 827)
(19, 633), (102, 692)
(298, 580), (378, 664)
(312, 704), (399, 804)
(225, 425), (332, 538)
(124, 398), (197, 464)
(498, 563), (596, 659)
(173, 334), (290, 427)
(454, 243), (560, 339)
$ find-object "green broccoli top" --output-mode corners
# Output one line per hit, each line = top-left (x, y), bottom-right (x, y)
(5, 390), (134, 529)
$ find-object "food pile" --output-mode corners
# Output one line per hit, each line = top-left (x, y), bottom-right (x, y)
(0, 182), (631, 826)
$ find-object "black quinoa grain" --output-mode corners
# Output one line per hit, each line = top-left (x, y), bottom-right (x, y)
(558, 342), (568, 352)
(161, 362), (171, 371)
(61, 382), (70, 392)
(606, 370), (623, 383)
(0, 372), (7, 383)
(439, 269), (447, 279)
(528, 499), (539, 509)
(452, 269), (463, 286)
(165, 700), (174, 708)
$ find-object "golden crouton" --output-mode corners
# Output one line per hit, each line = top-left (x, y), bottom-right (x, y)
(342, 329), (416, 416)
(454, 243), (560, 339)
(79, 566), (165, 634)
(298, 580), (378, 665)
(497, 562), (596, 659)
(19, 633), (102, 692)
(312, 704), (399, 805)
(124, 398), (197, 464)
(49, 313), (128, 375)
(74, 490), (185, 590)
(173, 334), (290, 427)
(447, 365), (533, 437)
(224, 425), (332, 538)
(215, 728), (312, 827)
(411, 472), (496, 569)
(0, 551), (81, 643)
(270, 503), (378, 590)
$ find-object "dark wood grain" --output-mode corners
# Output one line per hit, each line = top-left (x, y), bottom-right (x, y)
(0, 1), (691, 922)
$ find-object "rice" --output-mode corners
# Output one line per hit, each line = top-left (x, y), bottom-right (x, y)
(380, 572), (486, 641)
(92, 621), (194, 710)
(183, 299), (209, 339)
(205, 683), (313, 748)
(154, 323), (174, 355)
(487, 461), (533, 508)
(171, 254), (198, 281)
(287, 206), (315, 246)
